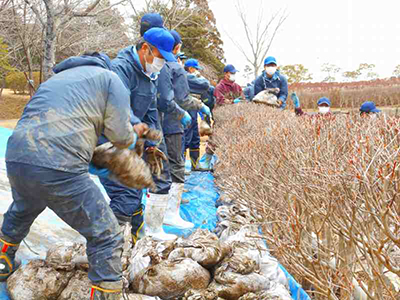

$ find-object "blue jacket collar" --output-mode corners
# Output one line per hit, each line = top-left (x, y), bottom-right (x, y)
(53, 53), (112, 74)
(262, 70), (281, 81)
(130, 46), (158, 81)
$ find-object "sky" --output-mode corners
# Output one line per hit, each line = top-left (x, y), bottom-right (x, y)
(208, 0), (400, 84)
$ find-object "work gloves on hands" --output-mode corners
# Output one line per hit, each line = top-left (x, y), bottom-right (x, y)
(180, 111), (192, 129)
(89, 164), (110, 178)
(200, 104), (211, 116)
(145, 146), (168, 177)
(89, 129), (141, 178)
(233, 98), (241, 104)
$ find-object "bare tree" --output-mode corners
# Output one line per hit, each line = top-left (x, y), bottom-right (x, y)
(22, 0), (129, 80)
(226, 0), (288, 80)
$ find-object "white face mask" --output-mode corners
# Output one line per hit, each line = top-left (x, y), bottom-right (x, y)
(318, 106), (330, 114)
(370, 113), (378, 119)
(265, 66), (277, 76)
(145, 46), (165, 76)
(193, 70), (200, 76)
(229, 74), (236, 82)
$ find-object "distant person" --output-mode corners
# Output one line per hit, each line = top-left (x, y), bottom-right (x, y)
(316, 97), (331, 115)
(183, 58), (211, 171)
(293, 94), (333, 117)
(214, 64), (244, 105)
(360, 101), (381, 116)
(251, 56), (288, 109)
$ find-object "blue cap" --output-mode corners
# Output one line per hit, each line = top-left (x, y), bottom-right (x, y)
(360, 101), (381, 113)
(169, 30), (182, 47)
(143, 28), (176, 62)
(184, 58), (203, 70)
(140, 13), (164, 36)
(223, 64), (238, 73)
(264, 56), (277, 66)
(317, 97), (331, 107)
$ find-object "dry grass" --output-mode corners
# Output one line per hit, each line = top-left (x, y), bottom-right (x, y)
(289, 79), (400, 110)
(0, 89), (30, 120)
(212, 103), (400, 299)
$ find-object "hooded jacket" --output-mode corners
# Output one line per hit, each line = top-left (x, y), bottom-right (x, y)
(253, 70), (288, 108)
(160, 62), (204, 135)
(6, 54), (134, 173)
(111, 46), (158, 126)
(214, 78), (243, 105)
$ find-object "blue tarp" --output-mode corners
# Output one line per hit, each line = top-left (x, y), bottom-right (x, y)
(0, 126), (308, 300)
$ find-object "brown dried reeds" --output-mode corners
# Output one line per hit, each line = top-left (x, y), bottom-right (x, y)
(212, 103), (400, 300)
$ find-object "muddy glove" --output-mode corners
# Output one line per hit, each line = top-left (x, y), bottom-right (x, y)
(180, 111), (192, 129)
(89, 163), (110, 178)
(200, 104), (211, 117)
(145, 147), (168, 177)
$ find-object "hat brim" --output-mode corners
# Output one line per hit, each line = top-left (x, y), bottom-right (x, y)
(371, 108), (381, 113)
(318, 101), (331, 106)
(194, 65), (203, 70)
(264, 61), (277, 66)
(158, 48), (177, 62)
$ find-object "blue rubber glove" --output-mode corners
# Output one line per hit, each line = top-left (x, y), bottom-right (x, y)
(89, 163), (110, 178)
(291, 92), (300, 108)
(233, 98), (241, 104)
(200, 104), (211, 116)
(128, 132), (138, 150)
(180, 111), (192, 129)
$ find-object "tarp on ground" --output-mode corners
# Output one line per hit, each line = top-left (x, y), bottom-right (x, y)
(0, 126), (308, 300)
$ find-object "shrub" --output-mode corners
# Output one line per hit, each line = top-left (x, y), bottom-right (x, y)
(212, 103), (400, 299)
(5, 71), (27, 94)
(5, 71), (42, 94)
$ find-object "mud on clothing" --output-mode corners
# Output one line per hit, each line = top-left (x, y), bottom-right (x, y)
(1, 162), (123, 284)
(2, 54), (133, 284)
(6, 58), (133, 173)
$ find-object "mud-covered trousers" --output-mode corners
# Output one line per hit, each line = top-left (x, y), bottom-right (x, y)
(0, 162), (123, 284)
(99, 113), (172, 239)
(164, 133), (185, 184)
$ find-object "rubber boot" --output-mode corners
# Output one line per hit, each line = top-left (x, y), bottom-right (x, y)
(163, 183), (194, 229)
(144, 193), (177, 241)
(90, 281), (122, 300)
(189, 148), (200, 171)
(184, 149), (191, 175)
(0, 238), (20, 282)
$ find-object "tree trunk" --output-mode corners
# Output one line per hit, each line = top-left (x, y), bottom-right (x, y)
(42, 0), (57, 81)
(0, 79), (5, 101)
(253, 64), (259, 80)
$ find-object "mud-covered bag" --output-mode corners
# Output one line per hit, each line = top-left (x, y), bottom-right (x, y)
(131, 258), (210, 299)
(208, 253), (270, 300)
(92, 129), (163, 189)
(253, 88), (281, 107)
(128, 237), (176, 283)
(7, 260), (74, 300)
(92, 142), (155, 190)
(57, 270), (92, 300)
(199, 120), (212, 136)
(169, 229), (231, 269)
(45, 242), (87, 271)
(183, 289), (224, 300)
